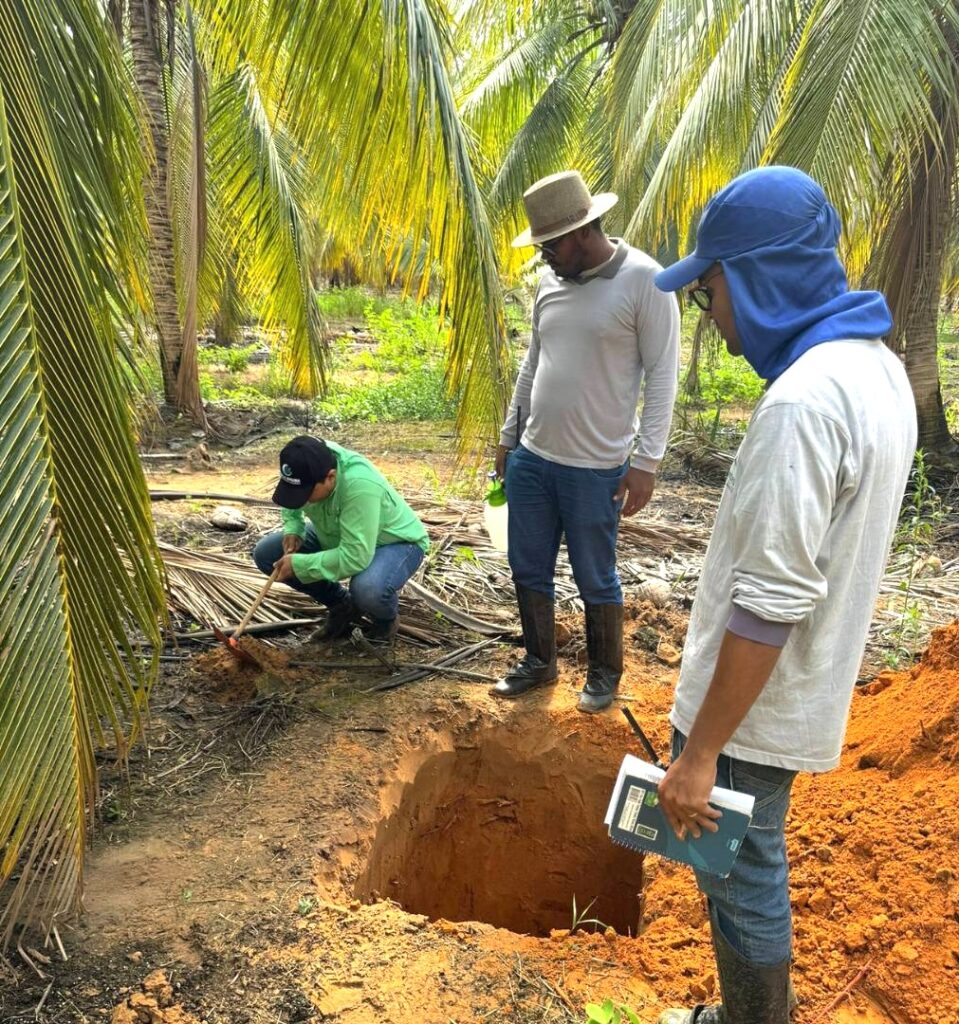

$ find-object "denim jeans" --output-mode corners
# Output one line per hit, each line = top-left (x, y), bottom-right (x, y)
(671, 729), (797, 967)
(253, 525), (424, 623)
(504, 445), (627, 604)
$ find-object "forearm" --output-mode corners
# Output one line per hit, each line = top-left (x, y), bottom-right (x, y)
(682, 629), (783, 764)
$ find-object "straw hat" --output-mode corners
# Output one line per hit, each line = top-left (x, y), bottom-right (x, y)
(512, 171), (618, 248)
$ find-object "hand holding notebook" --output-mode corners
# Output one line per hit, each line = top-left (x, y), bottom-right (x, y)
(605, 755), (755, 878)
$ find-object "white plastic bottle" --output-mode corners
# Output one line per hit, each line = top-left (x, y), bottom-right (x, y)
(483, 475), (509, 552)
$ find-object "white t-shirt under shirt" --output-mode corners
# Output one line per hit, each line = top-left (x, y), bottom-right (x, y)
(672, 339), (917, 772)
(500, 241), (680, 472)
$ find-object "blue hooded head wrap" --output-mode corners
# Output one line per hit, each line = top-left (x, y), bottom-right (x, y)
(654, 166), (892, 381)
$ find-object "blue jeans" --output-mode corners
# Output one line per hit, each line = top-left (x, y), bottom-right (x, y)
(505, 445), (626, 604)
(672, 729), (797, 967)
(253, 525), (424, 623)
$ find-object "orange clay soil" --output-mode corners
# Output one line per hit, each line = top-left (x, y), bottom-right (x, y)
(88, 620), (959, 1024)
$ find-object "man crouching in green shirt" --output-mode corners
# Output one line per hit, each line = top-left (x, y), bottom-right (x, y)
(255, 436), (429, 644)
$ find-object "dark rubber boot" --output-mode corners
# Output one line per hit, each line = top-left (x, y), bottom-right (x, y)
(492, 584), (558, 698)
(577, 603), (623, 713)
(315, 596), (359, 642)
(365, 616), (399, 646)
(658, 906), (794, 1024)
(711, 911), (791, 1024)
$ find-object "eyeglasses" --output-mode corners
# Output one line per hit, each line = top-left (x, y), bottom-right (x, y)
(688, 268), (723, 312)
(534, 230), (574, 258)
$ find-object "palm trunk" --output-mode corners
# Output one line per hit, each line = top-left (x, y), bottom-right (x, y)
(902, 202), (956, 453)
(129, 0), (206, 425)
(877, 36), (958, 455)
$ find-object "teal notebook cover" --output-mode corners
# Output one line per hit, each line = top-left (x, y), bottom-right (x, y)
(604, 755), (755, 878)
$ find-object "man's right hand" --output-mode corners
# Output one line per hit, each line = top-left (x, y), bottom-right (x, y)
(495, 444), (511, 480)
(282, 534), (303, 555)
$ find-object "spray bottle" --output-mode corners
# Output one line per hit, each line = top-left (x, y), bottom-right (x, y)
(483, 472), (508, 552)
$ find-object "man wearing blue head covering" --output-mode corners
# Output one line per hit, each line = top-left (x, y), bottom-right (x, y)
(651, 167), (917, 1024)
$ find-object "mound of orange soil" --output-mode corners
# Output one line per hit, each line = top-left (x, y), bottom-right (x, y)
(110, 971), (200, 1024)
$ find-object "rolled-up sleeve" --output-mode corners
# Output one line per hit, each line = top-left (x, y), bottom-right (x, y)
(728, 402), (854, 623)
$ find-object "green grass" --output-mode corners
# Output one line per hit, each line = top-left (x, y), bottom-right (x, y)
(316, 285), (423, 321)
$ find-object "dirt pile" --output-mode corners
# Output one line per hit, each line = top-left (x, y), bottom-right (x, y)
(111, 971), (201, 1024)
(845, 620), (959, 772)
(192, 636), (304, 704)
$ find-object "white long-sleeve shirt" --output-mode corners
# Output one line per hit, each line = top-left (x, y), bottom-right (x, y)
(500, 241), (680, 471)
(672, 339), (917, 772)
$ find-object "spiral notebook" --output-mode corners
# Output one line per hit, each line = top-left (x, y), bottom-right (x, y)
(604, 755), (755, 878)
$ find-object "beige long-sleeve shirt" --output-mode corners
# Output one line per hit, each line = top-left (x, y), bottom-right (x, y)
(500, 240), (680, 471)
(672, 339), (916, 772)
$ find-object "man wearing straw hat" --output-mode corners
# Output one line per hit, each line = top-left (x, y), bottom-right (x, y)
(492, 170), (680, 712)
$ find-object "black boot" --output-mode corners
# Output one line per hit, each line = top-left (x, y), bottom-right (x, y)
(577, 603), (623, 713)
(314, 596), (359, 642)
(711, 909), (791, 1024)
(491, 584), (558, 698)
(656, 918), (792, 1024)
(365, 616), (399, 646)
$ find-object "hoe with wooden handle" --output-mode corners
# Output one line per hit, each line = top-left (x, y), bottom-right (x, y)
(212, 565), (282, 666)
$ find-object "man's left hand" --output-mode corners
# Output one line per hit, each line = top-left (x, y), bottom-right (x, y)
(616, 467), (655, 517)
(657, 748), (723, 840)
(273, 554), (298, 582)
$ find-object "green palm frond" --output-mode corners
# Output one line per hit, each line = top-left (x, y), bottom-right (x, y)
(201, 0), (511, 448)
(766, 0), (957, 243)
(0, 0), (165, 943)
(610, 0), (802, 251)
(206, 62), (324, 396)
(486, 59), (602, 263)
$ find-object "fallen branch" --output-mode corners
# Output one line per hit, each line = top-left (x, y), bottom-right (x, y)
(362, 639), (498, 692)
(407, 579), (517, 637)
(150, 490), (275, 505)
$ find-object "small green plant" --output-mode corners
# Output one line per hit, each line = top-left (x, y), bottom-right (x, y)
(453, 545), (478, 565)
(315, 366), (456, 422)
(297, 896), (315, 916)
(886, 449), (945, 663)
(316, 286), (402, 320)
(197, 342), (260, 373)
(685, 348), (765, 408)
(583, 999), (640, 1024)
(570, 896), (608, 934)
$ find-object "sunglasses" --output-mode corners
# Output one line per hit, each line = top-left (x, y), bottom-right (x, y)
(688, 267), (723, 312)
(534, 229), (574, 258)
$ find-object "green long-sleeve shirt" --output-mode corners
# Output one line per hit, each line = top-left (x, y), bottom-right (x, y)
(281, 442), (429, 583)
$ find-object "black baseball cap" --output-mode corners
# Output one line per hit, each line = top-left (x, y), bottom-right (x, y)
(272, 436), (337, 509)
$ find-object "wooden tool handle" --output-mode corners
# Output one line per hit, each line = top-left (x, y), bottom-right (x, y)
(233, 565), (281, 640)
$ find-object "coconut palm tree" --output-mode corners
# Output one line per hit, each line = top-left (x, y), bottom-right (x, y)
(0, 0), (510, 941)
(607, 0), (959, 453)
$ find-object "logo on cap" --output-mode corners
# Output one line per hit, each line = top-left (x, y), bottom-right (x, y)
(281, 463), (301, 484)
